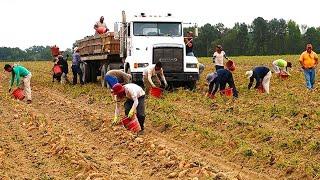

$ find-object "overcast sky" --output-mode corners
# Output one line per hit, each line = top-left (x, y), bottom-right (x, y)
(1, 0), (319, 50)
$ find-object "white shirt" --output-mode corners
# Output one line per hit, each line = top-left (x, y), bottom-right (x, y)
(213, 51), (227, 66)
(142, 65), (167, 86)
(124, 83), (145, 110)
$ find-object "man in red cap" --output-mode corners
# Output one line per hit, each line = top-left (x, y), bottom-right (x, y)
(112, 83), (146, 134)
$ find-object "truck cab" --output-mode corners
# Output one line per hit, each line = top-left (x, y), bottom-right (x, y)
(121, 13), (199, 89)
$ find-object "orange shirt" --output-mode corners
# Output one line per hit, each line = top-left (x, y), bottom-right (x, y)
(299, 51), (318, 68)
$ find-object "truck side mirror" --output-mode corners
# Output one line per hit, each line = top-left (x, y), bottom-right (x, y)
(194, 25), (199, 37)
(114, 22), (119, 40)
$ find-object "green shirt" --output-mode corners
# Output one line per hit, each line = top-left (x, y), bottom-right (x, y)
(10, 65), (31, 87)
(274, 59), (287, 68)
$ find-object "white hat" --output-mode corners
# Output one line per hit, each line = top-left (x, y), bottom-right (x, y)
(245, 70), (253, 79)
(73, 47), (79, 52)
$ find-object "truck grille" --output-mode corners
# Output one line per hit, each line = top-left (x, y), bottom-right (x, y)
(153, 47), (184, 73)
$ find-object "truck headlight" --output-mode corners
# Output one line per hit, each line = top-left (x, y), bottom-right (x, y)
(134, 63), (149, 68)
(186, 63), (198, 68)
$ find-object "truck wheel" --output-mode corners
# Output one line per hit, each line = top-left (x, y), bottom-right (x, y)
(90, 62), (97, 83)
(187, 81), (197, 91)
(101, 64), (107, 87)
(83, 63), (91, 83)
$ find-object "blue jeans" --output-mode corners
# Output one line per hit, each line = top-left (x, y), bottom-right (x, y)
(303, 68), (316, 89)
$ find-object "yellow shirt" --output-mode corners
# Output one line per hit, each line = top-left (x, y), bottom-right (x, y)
(299, 51), (318, 68)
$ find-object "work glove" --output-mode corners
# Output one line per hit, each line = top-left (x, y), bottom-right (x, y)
(112, 116), (120, 126)
(164, 82), (168, 88)
(128, 109), (135, 118)
(151, 83), (156, 88)
(8, 88), (11, 93)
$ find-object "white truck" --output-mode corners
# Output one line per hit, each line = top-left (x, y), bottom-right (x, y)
(75, 11), (199, 89)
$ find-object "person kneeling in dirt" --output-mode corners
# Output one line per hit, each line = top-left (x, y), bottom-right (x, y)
(112, 83), (146, 134)
(143, 62), (168, 94)
(245, 66), (272, 94)
(272, 59), (292, 75)
(206, 68), (238, 98)
(105, 69), (132, 88)
(4, 64), (32, 104)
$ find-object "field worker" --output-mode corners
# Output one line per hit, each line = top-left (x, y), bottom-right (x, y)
(72, 47), (84, 85)
(272, 59), (292, 75)
(94, 16), (109, 34)
(55, 52), (69, 84)
(299, 43), (318, 90)
(112, 83), (146, 134)
(143, 62), (168, 94)
(213, 45), (229, 71)
(245, 66), (272, 94)
(105, 69), (132, 88)
(206, 68), (238, 98)
(185, 31), (194, 56)
(4, 64), (32, 104)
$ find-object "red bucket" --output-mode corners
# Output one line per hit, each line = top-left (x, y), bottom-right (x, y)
(150, 87), (162, 98)
(279, 72), (289, 80)
(220, 88), (233, 97)
(258, 84), (265, 93)
(51, 46), (59, 56)
(226, 60), (235, 71)
(12, 88), (25, 100)
(96, 27), (107, 34)
(53, 64), (62, 75)
(121, 115), (141, 133)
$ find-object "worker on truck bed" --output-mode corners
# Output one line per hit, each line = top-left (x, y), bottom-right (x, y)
(206, 68), (238, 98)
(4, 64), (32, 104)
(94, 16), (109, 34)
(272, 59), (292, 75)
(245, 66), (272, 94)
(105, 69), (132, 88)
(112, 83), (146, 135)
(72, 47), (84, 85)
(143, 62), (168, 94)
(185, 31), (194, 56)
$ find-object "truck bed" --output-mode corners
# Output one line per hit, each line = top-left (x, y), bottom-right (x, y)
(76, 32), (120, 59)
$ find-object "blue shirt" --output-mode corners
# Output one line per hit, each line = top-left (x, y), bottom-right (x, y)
(72, 52), (81, 66)
(248, 66), (270, 89)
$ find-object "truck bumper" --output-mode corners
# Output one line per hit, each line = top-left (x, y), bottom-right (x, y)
(131, 72), (199, 82)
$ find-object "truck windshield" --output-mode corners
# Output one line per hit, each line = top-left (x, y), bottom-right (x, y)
(133, 22), (182, 37)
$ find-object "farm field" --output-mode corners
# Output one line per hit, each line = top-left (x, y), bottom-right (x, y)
(1, 55), (320, 179)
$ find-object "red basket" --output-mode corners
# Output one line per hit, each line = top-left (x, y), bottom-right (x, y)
(51, 46), (59, 56)
(220, 88), (233, 97)
(150, 87), (162, 98)
(96, 27), (107, 34)
(279, 72), (289, 80)
(12, 88), (25, 100)
(258, 84), (265, 93)
(121, 115), (141, 133)
(226, 60), (235, 71)
(53, 64), (62, 75)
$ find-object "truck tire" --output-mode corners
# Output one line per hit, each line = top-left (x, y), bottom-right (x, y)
(186, 81), (197, 91)
(83, 63), (91, 83)
(101, 64), (107, 87)
(90, 62), (97, 83)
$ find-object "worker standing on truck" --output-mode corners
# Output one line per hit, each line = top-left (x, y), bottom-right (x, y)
(94, 16), (109, 34)
(206, 68), (238, 98)
(185, 31), (194, 56)
(4, 64), (32, 104)
(112, 83), (146, 135)
(105, 69), (132, 88)
(72, 47), (84, 85)
(245, 66), (272, 94)
(143, 62), (168, 94)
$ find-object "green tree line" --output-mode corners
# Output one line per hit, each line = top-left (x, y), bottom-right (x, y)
(186, 17), (320, 57)
(0, 46), (72, 61)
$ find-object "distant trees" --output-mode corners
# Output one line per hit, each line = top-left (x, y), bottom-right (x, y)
(186, 18), (320, 57)
(0, 46), (72, 61)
